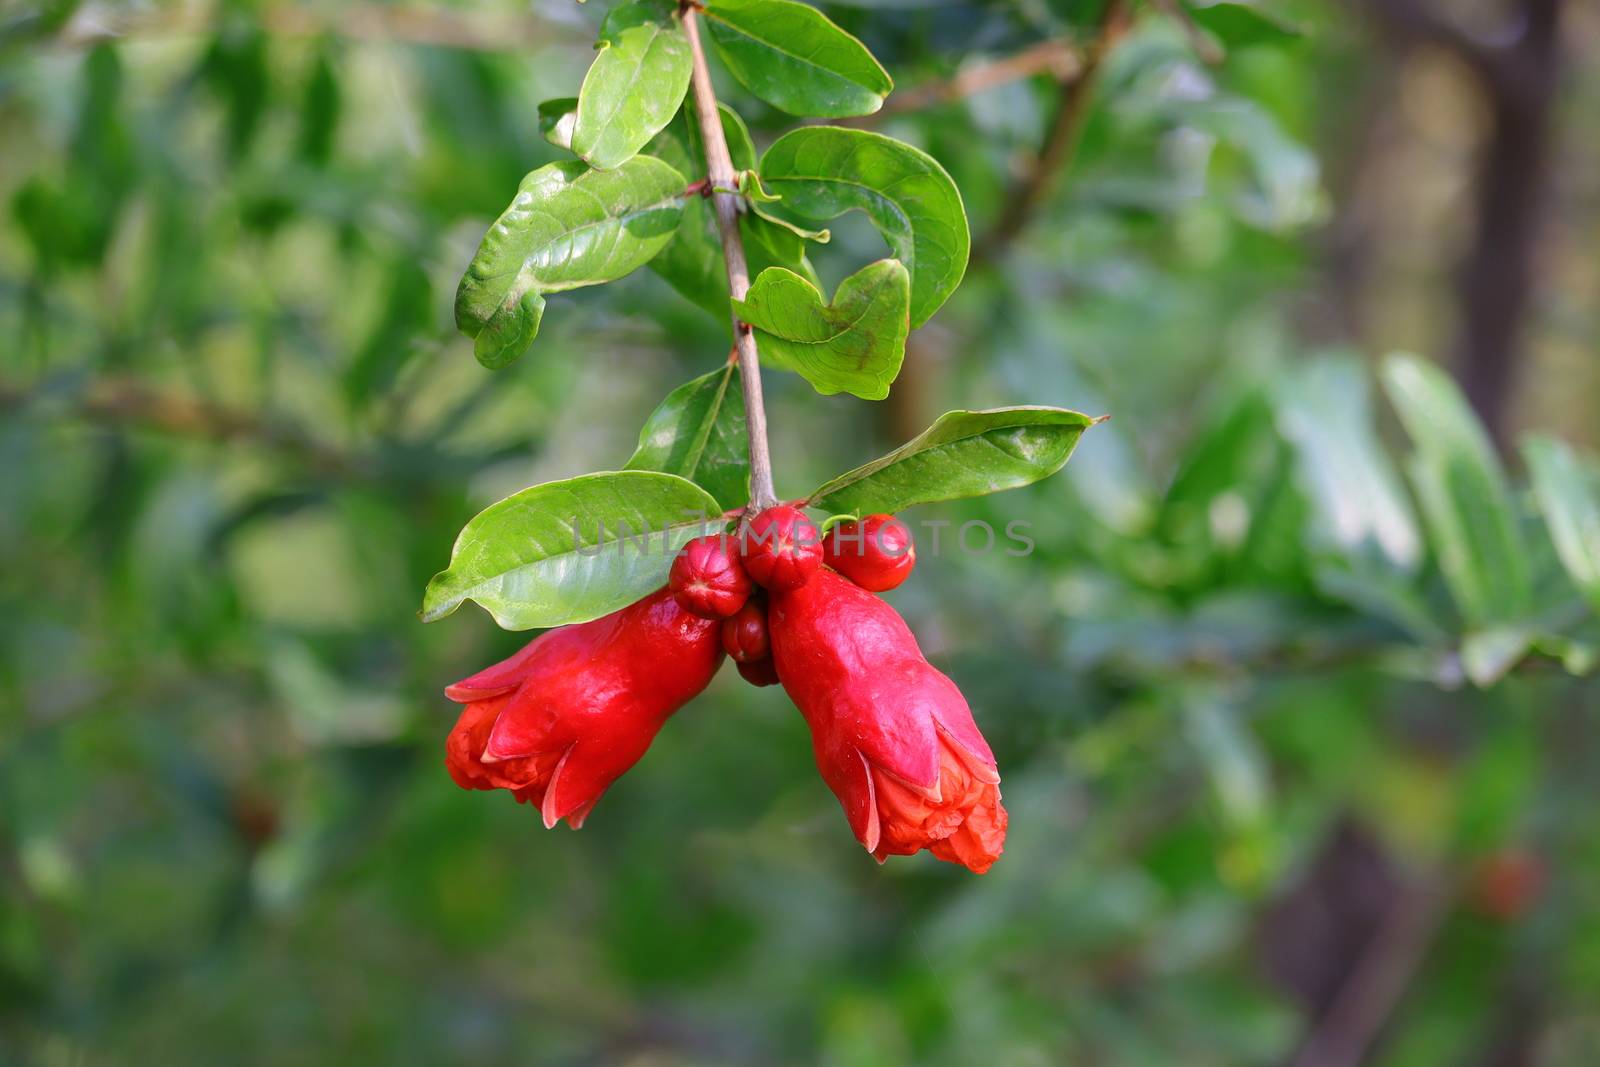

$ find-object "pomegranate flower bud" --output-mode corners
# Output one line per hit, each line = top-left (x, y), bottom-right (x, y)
(444, 588), (723, 828)
(741, 505), (822, 591)
(670, 533), (751, 619)
(823, 514), (916, 592)
(769, 570), (1006, 873)
(735, 657), (781, 687)
(720, 599), (770, 663)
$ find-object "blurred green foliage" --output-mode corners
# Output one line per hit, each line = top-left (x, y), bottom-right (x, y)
(2, 2), (1598, 1065)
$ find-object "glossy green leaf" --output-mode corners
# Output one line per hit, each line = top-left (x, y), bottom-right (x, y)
(646, 108), (819, 322)
(571, 2), (693, 170)
(1524, 436), (1600, 611)
(759, 126), (968, 326)
(809, 406), (1096, 515)
(703, 0), (892, 118)
(1381, 353), (1528, 626)
(454, 157), (686, 368)
(538, 97), (578, 151)
(734, 259), (909, 400)
(421, 471), (722, 630)
(625, 365), (750, 511)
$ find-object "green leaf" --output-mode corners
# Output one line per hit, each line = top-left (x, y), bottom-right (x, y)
(759, 126), (968, 327)
(572, 2), (693, 170)
(809, 406), (1096, 515)
(454, 156), (686, 368)
(1185, 1), (1304, 49)
(646, 108), (819, 323)
(538, 97), (578, 151)
(702, 0), (892, 118)
(625, 365), (750, 511)
(738, 170), (782, 204)
(733, 259), (909, 400)
(422, 471), (722, 630)
(1381, 353), (1528, 626)
(1524, 436), (1600, 611)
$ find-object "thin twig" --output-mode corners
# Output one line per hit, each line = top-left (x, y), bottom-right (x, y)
(1149, 0), (1224, 65)
(680, 5), (777, 511)
(847, 39), (1083, 125)
(977, 0), (1132, 263)
(54, 4), (585, 51)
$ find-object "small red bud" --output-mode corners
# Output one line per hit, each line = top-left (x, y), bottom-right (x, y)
(823, 514), (915, 592)
(741, 505), (822, 591)
(736, 657), (781, 687)
(721, 599), (770, 662)
(669, 534), (751, 619)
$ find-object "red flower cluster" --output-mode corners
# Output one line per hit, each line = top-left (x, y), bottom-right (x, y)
(443, 509), (1007, 873)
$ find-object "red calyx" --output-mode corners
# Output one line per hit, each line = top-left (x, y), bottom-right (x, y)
(721, 599), (770, 662)
(443, 588), (724, 828)
(769, 569), (1006, 874)
(669, 533), (751, 619)
(740, 505), (822, 591)
(822, 514), (916, 592)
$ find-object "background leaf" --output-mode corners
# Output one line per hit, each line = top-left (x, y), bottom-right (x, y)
(1275, 354), (1420, 570)
(625, 365), (750, 511)
(703, 0), (892, 118)
(1382, 353), (1529, 627)
(1524, 436), (1600, 611)
(422, 471), (722, 629)
(759, 126), (968, 327)
(734, 259), (909, 400)
(1185, 1), (1305, 48)
(572, 2), (693, 170)
(809, 407), (1096, 515)
(454, 156), (686, 368)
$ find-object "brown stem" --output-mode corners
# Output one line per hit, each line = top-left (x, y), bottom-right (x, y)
(681, 6), (777, 511)
(978, 0), (1131, 263)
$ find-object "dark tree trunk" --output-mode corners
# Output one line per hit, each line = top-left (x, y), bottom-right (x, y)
(1454, 0), (1562, 448)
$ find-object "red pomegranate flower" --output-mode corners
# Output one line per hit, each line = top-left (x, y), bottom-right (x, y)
(769, 569), (1007, 872)
(444, 588), (723, 828)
